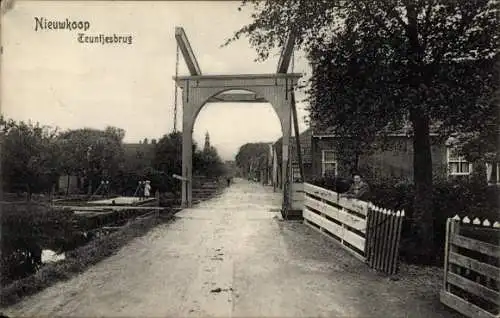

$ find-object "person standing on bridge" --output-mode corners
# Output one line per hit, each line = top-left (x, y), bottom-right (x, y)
(144, 180), (152, 199)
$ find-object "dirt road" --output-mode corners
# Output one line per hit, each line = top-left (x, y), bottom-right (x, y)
(3, 179), (462, 317)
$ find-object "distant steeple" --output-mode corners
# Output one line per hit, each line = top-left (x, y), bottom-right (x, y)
(204, 131), (211, 150)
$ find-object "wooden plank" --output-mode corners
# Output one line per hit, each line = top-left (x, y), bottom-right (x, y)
(388, 212), (400, 275)
(304, 216), (366, 262)
(451, 234), (500, 258)
(304, 183), (339, 203)
(304, 207), (365, 253)
(303, 208), (323, 227)
(444, 219), (452, 290)
(392, 212), (404, 274)
(459, 226), (500, 245)
(376, 210), (389, 271)
(365, 207), (376, 266)
(175, 27), (202, 75)
(207, 92), (267, 103)
(291, 182), (304, 192)
(383, 212), (397, 274)
(440, 290), (497, 318)
(318, 212), (366, 252)
(447, 272), (500, 305)
(304, 196), (366, 232)
(303, 184), (368, 216)
(337, 197), (369, 216)
(372, 208), (383, 270)
(276, 32), (296, 74)
(449, 252), (500, 280)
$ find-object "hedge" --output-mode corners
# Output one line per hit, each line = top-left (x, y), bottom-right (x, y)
(309, 176), (499, 265)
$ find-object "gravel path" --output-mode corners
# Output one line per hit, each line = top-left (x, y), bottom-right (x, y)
(3, 179), (463, 317)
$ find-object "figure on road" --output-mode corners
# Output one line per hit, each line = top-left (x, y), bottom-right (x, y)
(227, 177), (231, 187)
(144, 180), (151, 199)
(138, 181), (145, 200)
(341, 172), (370, 201)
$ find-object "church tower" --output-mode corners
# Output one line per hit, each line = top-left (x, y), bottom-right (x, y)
(204, 131), (211, 151)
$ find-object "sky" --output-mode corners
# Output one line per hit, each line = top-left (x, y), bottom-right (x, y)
(1, 0), (311, 160)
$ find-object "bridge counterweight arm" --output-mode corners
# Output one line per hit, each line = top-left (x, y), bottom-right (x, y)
(175, 27), (202, 76)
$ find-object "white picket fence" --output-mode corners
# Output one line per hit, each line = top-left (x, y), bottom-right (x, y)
(302, 183), (405, 274)
(440, 215), (500, 318)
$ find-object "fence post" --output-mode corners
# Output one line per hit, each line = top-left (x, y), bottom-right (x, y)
(384, 210), (397, 274)
(371, 206), (382, 269)
(393, 210), (404, 274)
(445, 216), (460, 292)
(381, 209), (393, 272)
(443, 218), (451, 291)
(365, 204), (375, 266)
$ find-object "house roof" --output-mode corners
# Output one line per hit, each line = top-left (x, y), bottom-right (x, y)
(312, 121), (442, 137)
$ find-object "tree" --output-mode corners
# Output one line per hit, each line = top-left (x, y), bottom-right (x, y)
(235, 142), (270, 179)
(154, 132), (227, 193)
(194, 145), (227, 178)
(227, 0), (499, 261)
(0, 116), (59, 199)
(154, 131), (184, 177)
(451, 80), (499, 184)
(57, 127), (125, 194)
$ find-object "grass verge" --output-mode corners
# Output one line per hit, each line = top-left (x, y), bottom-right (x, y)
(0, 210), (175, 308)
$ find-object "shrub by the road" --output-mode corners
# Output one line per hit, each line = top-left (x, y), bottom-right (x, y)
(309, 177), (499, 265)
(0, 203), (86, 286)
(0, 212), (174, 308)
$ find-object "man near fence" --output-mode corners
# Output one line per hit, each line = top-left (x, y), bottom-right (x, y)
(341, 172), (370, 201)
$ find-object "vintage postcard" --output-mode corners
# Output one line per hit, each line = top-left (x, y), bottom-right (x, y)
(1, 1), (498, 317)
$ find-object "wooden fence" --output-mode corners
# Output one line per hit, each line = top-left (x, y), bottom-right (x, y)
(302, 183), (404, 275)
(440, 215), (500, 318)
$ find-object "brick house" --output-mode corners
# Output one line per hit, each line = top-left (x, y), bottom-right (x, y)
(267, 125), (498, 186)
(311, 125), (499, 184)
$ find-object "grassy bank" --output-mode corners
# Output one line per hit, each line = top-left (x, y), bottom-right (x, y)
(0, 210), (175, 308)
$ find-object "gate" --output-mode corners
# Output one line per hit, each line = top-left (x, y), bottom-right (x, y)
(302, 182), (405, 274)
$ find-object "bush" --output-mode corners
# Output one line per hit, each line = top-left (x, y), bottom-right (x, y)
(308, 176), (352, 193)
(0, 214), (172, 307)
(0, 203), (86, 285)
(309, 176), (499, 265)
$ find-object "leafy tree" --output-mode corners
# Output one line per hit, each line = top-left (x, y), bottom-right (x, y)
(227, 0), (499, 261)
(194, 145), (227, 178)
(154, 132), (184, 176)
(235, 142), (270, 179)
(451, 83), (499, 184)
(0, 116), (59, 199)
(57, 127), (125, 194)
(153, 131), (227, 193)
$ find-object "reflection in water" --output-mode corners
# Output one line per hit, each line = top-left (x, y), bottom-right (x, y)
(41, 250), (66, 264)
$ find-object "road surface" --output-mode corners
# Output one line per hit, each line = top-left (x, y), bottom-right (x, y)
(3, 179), (461, 317)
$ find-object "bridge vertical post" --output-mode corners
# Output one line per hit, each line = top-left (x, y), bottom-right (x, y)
(181, 85), (194, 208)
(181, 131), (193, 208)
(280, 95), (292, 216)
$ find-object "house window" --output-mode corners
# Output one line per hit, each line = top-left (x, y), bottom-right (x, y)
(447, 148), (471, 176)
(322, 150), (337, 177)
(292, 165), (301, 181)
